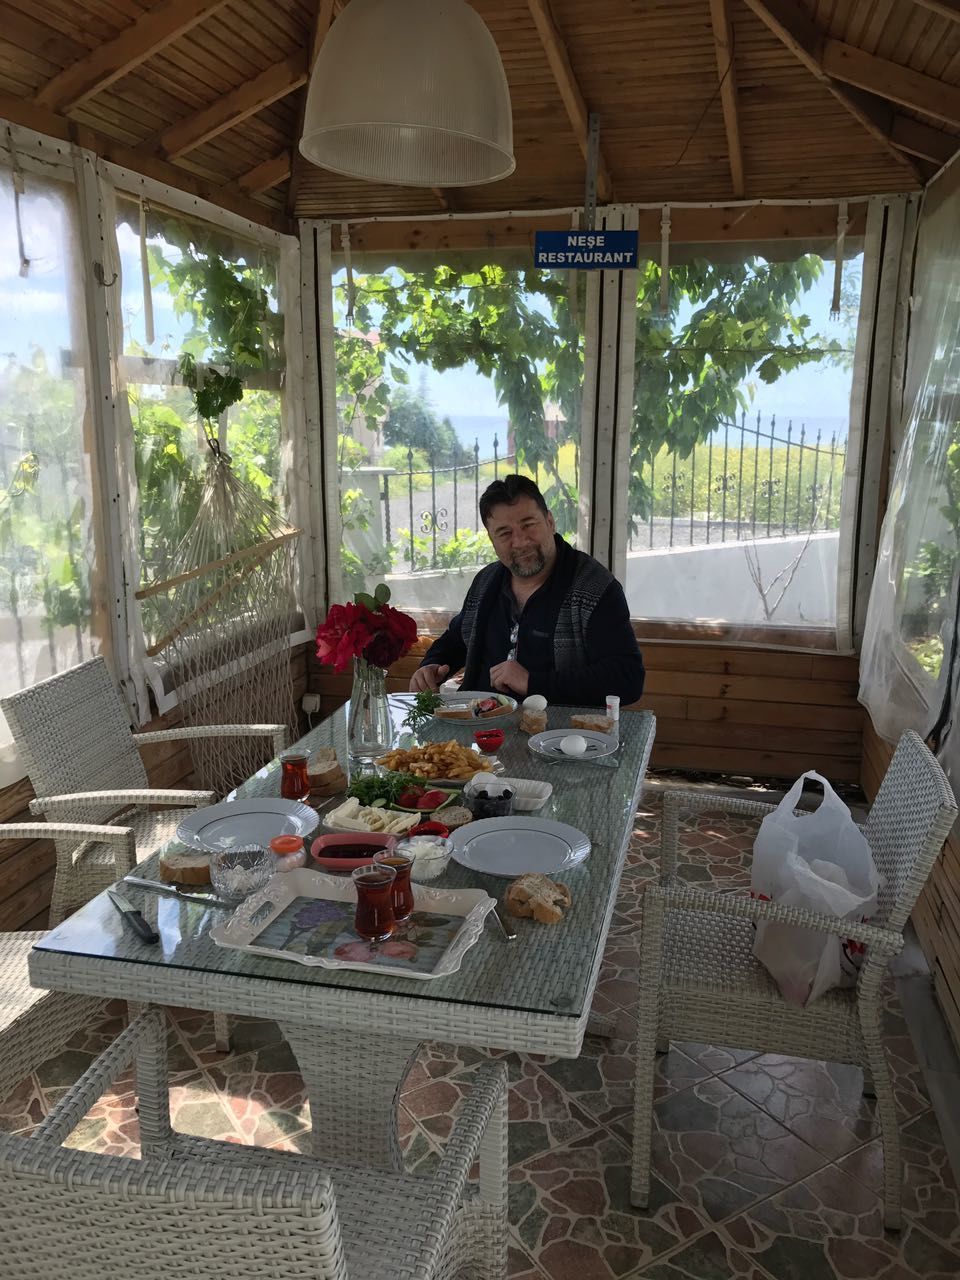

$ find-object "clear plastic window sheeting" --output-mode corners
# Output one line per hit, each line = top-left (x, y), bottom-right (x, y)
(860, 245), (960, 787)
(0, 165), (103, 785)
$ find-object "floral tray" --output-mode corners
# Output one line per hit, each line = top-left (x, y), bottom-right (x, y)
(209, 868), (495, 981)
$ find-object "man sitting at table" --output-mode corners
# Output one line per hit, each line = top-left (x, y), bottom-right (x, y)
(410, 474), (644, 706)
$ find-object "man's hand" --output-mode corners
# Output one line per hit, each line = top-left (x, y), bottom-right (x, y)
(409, 663), (450, 693)
(489, 659), (529, 697)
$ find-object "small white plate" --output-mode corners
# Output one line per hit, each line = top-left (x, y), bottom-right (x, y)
(177, 798), (319, 851)
(451, 816), (590, 877)
(528, 729), (619, 760)
(429, 691), (517, 722)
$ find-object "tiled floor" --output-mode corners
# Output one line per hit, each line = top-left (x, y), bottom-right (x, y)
(3, 793), (960, 1279)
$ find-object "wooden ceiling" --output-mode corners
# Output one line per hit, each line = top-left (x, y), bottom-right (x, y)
(2, 0), (960, 234)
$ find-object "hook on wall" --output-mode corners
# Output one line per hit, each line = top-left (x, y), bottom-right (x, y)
(93, 261), (118, 287)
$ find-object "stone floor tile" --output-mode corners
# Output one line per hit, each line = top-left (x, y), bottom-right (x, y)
(719, 1054), (879, 1160)
(400, 1040), (490, 1094)
(724, 1162), (960, 1280)
(508, 1236), (549, 1278)
(838, 1108), (960, 1249)
(62, 1083), (142, 1157)
(0, 1072), (46, 1133)
(626, 1229), (777, 1279)
(677, 1044), (759, 1074)
(509, 1128), (709, 1280)
(168, 1071), (246, 1144)
(643, 1076), (828, 1222)
(204, 1046), (309, 1147)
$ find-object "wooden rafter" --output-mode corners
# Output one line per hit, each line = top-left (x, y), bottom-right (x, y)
(0, 90), (291, 234)
(238, 151), (292, 194)
(286, 0), (337, 217)
(823, 40), (960, 126)
(709, 0), (745, 197)
(913, 0), (960, 21)
(35, 0), (229, 114)
(890, 115), (958, 164)
(526, 0), (613, 202)
(159, 53), (308, 160)
(740, 0), (923, 179)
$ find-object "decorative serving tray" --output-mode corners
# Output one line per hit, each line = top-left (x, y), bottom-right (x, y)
(209, 868), (495, 980)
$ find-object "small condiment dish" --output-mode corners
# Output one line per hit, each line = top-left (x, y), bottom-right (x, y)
(310, 831), (397, 873)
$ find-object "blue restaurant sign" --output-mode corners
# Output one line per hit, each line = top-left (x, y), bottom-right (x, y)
(534, 229), (639, 270)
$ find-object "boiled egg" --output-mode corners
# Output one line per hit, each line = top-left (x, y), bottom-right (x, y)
(560, 733), (587, 756)
(523, 694), (548, 711)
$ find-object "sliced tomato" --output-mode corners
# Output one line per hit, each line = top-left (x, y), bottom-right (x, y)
(417, 789), (448, 809)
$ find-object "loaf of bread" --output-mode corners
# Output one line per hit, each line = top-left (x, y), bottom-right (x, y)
(519, 710), (547, 735)
(308, 747), (347, 797)
(505, 873), (572, 925)
(570, 713), (613, 733)
(159, 851), (211, 885)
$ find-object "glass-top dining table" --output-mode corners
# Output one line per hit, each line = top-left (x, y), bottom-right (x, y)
(30, 696), (655, 1166)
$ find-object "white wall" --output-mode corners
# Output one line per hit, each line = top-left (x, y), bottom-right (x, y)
(385, 531), (839, 627)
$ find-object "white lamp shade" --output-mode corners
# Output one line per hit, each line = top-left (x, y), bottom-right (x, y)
(299, 0), (515, 187)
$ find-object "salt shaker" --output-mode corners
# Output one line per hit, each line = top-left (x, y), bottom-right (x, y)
(269, 834), (307, 871)
(606, 694), (620, 743)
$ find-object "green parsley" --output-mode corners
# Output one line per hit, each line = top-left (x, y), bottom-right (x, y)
(347, 771), (420, 807)
(403, 690), (443, 734)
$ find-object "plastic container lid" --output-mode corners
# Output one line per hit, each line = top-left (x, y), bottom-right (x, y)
(270, 835), (305, 854)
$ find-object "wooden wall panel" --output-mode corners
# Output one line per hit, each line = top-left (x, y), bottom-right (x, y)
(0, 645), (309, 932)
(862, 717), (960, 1053)
(310, 636), (864, 783)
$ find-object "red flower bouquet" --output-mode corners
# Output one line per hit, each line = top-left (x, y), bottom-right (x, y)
(316, 585), (417, 673)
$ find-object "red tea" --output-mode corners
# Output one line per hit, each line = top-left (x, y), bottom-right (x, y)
(374, 851), (415, 922)
(351, 865), (396, 942)
(280, 752), (310, 801)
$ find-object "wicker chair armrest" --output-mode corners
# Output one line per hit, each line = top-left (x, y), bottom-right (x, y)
(33, 1009), (167, 1145)
(0, 820), (135, 848)
(651, 882), (902, 953)
(135, 724), (288, 754)
(431, 1061), (508, 1204)
(30, 789), (216, 817)
(660, 788), (777, 878)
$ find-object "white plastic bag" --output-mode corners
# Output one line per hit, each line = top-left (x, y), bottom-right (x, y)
(751, 771), (883, 1006)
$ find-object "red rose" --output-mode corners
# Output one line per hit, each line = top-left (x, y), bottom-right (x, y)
(316, 602), (376, 673)
(361, 602), (418, 668)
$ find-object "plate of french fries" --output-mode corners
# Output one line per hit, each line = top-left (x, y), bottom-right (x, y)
(376, 739), (504, 784)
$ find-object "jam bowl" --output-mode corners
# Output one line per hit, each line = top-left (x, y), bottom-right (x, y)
(310, 831), (397, 873)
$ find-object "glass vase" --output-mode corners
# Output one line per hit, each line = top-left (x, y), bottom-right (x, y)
(347, 657), (393, 764)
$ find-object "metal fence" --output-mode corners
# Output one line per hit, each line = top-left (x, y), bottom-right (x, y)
(377, 411), (847, 571)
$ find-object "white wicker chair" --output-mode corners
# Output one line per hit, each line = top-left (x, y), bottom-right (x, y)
(0, 825), (130, 1106)
(631, 730), (958, 1230)
(2, 656), (287, 925)
(0, 1009), (508, 1280)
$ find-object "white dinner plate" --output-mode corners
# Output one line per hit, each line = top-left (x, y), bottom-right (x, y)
(451, 816), (590, 877)
(527, 728), (619, 760)
(177, 798), (319, 852)
(428, 691), (517, 722)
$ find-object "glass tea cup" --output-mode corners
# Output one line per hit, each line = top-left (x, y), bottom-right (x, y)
(280, 750), (310, 801)
(373, 848), (415, 922)
(351, 863), (397, 942)
(209, 845), (274, 904)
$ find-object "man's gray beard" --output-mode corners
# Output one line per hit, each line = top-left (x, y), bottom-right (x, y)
(510, 551), (546, 577)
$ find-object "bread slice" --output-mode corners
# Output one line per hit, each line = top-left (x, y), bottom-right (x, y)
(505, 873), (572, 924)
(519, 711), (547, 735)
(570, 713), (613, 733)
(159, 850), (211, 885)
(478, 704), (511, 719)
(435, 707), (474, 721)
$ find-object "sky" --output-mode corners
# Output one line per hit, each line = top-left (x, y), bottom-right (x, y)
(0, 169), (857, 450)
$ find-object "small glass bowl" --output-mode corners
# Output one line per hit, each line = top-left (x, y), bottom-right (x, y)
(395, 835), (453, 882)
(209, 845), (275, 903)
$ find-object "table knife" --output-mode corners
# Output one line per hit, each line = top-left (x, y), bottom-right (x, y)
(122, 875), (230, 907)
(107, 888), (160, 944)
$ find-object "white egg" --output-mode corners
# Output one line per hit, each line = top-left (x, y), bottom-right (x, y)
(523, 694), (547, 711)
(560, 734), (587, 756)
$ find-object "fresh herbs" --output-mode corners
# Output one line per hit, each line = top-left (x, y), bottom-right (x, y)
(404, 690), (443, 733)
(346, 771), (420, 807)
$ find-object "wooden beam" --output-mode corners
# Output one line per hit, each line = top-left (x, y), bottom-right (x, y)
(823, 39), (960, 127)
(286, 0), (337, 218)
(35, 0), (229, 113)
(709, 0), (745, 197)
(158, 53), (308, 160)
(238, 151), (292, 194)
(0, 91), (292, 234)
(890, 114), (959, 164)
(913, 0), (960, 21)
(332, 203), (868, 254)
(525, 0), (614, 202)
(740, 0), (922, 180)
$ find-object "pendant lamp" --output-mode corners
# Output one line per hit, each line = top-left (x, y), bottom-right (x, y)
(298, 0), (515, 187)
